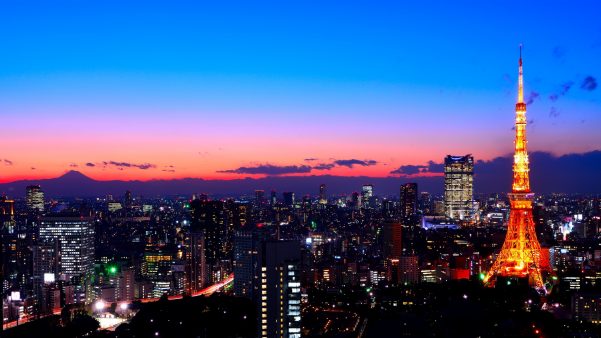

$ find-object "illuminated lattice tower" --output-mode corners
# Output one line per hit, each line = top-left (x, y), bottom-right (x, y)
(484, 47), (544, 290)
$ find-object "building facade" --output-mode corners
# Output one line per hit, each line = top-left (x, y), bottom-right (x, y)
(444, 155), (474, 220)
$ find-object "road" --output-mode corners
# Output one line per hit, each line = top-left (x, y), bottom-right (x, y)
(2, 274), (234, 331)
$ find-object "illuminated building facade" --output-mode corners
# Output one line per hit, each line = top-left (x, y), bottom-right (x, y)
(233, 228), (268, 299)
(190, 200), (226, 283)
(185, 231), (206, 294)
(38, 216), (94, 281)
(399, 183), (418, 222)
(26, 185), (45, 212)
(318, 184), (327, 204)
(444, 155), (474, 220)
(283, 192), (295, 207)
(382, 222), (402, 260)
(361, 184), (373, 208)
(484, 48), (544, 289)
(258, 240), (301, 338)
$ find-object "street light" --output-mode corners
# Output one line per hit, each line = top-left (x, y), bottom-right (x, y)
(95, 300), (106, 312)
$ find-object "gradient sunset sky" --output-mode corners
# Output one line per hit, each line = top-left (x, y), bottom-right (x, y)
(2, 1), (600, 182)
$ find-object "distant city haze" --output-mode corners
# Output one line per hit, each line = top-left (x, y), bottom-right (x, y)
(1, 149), (600, 197)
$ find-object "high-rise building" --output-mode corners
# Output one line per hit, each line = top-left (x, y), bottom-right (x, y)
(233, 227), (269, 299)
(361, 184), (373, 208)
(351, 192), (361, 210)
(0, 195), (15, 224)
(270, 190), (277, 206)
(255, 190), (265, 206)
(399, 183), (418, 222)
(190, 200), (226, 283)
(26, 185), (44, 212)
(382, 222), (402, 259)
(123, 190), (133, 208)
(34, 215), (94, 309)
(283, 192), (295, 207)
(419, 192), (432, 215)
(318, 184), (327, 204)
(444, 155), (474, 220)
(37, 216), (94, 281)
(185, 231), (206, 293)
(258, 240), (301, 338)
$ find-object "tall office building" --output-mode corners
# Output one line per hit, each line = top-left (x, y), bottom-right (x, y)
(26, 185), (45, 212)
(399, 183), (418, 222)
(35, 215), (95, 309)
(318, 184), (327, 204)
(258, 240), (301, 338)
(255, 190), (266, 206)
(361, 184), (373, 208)
(351, 192), (361, 210)
(190, 199), (226, 283)
(444, 155), (474, 220)
(382, 222), (402, 259)
(37, 216), (95, 280)
(185, 231), (206, 294)
(234, 235), (301, 338)
(283, 192), (295, 207)
(233, 228), (269, 299)
(270, 190), (277, 206)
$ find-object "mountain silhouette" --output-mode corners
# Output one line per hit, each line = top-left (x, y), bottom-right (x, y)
(0, 150), (600, 198)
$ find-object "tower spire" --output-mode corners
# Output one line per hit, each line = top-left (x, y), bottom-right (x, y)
(518, 44), (524, 104)
(513, 46), (529, 193)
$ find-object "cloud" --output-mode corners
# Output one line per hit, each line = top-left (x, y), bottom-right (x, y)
(102, 161), (157, 170)
(549, 107), (560, 118)
(30, 167), (36, 170)
(162, 169), (176, 173)
(475, 151), (601, 193)
(218, 164), (312, 175)
(313, 163), (335, 170)
(304, 158), (318, 162)
(525, 91), (539, 105)
(390, 160), (444, 176)
(85, 162), (96, 167)
(581, 76), (597, 91)
(333, 159), (378, 168)
(69, 163), (79, 168)
(2, 159), (13, 166)
(549, 81), (574, 102)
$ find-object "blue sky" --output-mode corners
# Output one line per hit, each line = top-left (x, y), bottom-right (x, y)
(1, 0), (600, 181)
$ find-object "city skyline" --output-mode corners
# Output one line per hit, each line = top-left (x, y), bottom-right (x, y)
(2, 1), (601, 184)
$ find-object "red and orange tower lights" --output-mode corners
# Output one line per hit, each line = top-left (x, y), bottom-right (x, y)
(484, 47), (544, 290)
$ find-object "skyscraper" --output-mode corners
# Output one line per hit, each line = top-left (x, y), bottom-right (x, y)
(190, 199), (226, 283)
(361, 184), (373, 208)
(185, 231), (206, 294)
(258, 240), (301, 338)
(283, 192), (295, 207)
(444, 155), (474, 220)
(233, 227), (269, 299)
(318, 184), (327, 205)
(37, 216), (95, 281)
(382, 221), (402, 259)
(399, 183), (418, 222)
(26, 185), (44, 212)
(255, 190), (266, 206)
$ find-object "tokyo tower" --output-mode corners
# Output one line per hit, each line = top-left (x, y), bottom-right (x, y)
(483, 47), (544, 290)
